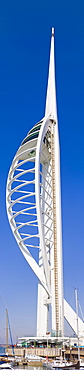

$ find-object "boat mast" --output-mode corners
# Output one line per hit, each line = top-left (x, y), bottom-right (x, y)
(75, 289), (80, 364)
(6, 308), (8, 356)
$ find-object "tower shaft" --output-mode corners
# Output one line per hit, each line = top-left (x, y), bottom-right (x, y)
(51, 124), (59, 333)
(37, 29), (64, 336)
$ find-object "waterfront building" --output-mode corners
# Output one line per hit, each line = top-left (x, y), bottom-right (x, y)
(6, 29), (84, 338)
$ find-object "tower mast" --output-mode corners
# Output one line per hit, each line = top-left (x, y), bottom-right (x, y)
(45, 27), (57, 122)
(46, 28), (63, 335)
(37, 28), (64, 336)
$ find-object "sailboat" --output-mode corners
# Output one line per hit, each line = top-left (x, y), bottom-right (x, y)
(0, 310), (15, 370)
(43, 290), (84, 370)
(0, 364), (14, 370)
(75, 289), (84, 369)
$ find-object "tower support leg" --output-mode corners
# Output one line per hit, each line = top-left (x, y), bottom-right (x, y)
(37, 283), (49, 336)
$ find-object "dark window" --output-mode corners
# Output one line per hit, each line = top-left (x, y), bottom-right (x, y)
(29, 124), (41, 134)
(21, 131), (39, 145)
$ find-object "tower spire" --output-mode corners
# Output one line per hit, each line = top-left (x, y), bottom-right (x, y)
(45, 27), (58, 123)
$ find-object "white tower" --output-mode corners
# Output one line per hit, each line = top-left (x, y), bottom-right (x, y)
(6, 29), (65, 338)
(36, 28), (64, 336)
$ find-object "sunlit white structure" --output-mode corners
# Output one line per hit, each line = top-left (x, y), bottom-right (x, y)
(6, 28), (84, 338)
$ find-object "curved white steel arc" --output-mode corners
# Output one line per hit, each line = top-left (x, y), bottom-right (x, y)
(6, 130), (50, 296)
(35, 116), (52, 295)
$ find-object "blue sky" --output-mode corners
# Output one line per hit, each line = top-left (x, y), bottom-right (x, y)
(0, 0), (84, 343)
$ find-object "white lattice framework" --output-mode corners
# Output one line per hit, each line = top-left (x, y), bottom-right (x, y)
(6, 117), (53, 296)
